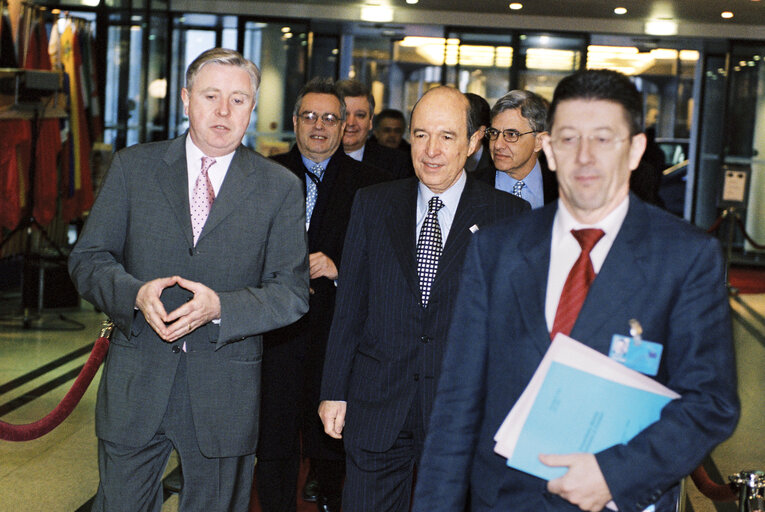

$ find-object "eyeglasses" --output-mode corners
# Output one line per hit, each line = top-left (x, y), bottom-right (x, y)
(298, 111), (343, 126)
(485, 128), (538, 143)
(549, 132), (630, 152)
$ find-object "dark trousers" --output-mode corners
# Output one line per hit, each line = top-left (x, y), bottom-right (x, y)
(257, 329), (345, 512)
(92, 355), (255, 512)
(342, 393), (426, 512)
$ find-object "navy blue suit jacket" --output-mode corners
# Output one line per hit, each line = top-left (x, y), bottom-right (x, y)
(412, 195), (739, 512)
(320, 176), (529, 452)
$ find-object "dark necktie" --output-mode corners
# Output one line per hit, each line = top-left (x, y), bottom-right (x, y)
(416, 196), (445, 307)
(512, 179), (525, 198)
(550, 228), (605, 339)
(191, 156), (216, 246)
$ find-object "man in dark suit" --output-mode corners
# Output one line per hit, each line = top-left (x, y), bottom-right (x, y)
(464, 92), (493, 173)
(319, 86), (529, 512)
(371, 108), (411, 153)
(335, 79), (413, 179)
(413, 70), (739, 512)
(475, 89), (558, 208)
(257, 77), (382, 512)
(68, 48), (309, 511)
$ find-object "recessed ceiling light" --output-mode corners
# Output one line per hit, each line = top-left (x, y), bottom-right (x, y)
(281, 26), (290, 33)
(509, 3), (523, 10)
(406, 0), (418, 4)
(360, 5), (394, 22)
(614, 7), (627, 15)
(645, 19), (678, 35)
(721, 11), (734, 19)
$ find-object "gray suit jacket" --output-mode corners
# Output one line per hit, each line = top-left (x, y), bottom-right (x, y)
(69, 135), (309, 457)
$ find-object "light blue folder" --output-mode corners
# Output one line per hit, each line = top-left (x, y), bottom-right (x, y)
(506, 361), (674, 480)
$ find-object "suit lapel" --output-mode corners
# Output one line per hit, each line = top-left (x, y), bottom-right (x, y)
(199, 147), (257, 243)
(516, 203), (558, 356)
(157, 136), (194, 247)
(570, 197), (650, 352)
(387, 179), (420, 300)
(430, 178), (484, 293)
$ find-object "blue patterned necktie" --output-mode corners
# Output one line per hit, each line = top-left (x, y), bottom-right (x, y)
(512, 179), (525, 198)
(416, 196), (445, 307)
(305, 163), (325, 227)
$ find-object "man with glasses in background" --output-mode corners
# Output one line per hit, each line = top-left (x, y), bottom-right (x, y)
(258, 77), (382, 512)
(476, 89), (558, 209)
(413, 69), (739, 512)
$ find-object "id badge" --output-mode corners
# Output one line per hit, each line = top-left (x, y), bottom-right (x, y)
(608, 334), (663, 376)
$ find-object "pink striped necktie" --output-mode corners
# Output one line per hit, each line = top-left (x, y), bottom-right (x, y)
(550, 228), (605, 339)
(191, 156), (216, 245)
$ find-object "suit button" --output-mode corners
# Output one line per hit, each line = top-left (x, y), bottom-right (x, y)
(420, 335), (430, 344)
(172, 346), (181, 353)
(414, 373), (420, 381)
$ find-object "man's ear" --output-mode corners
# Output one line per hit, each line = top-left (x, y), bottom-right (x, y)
(181, 88), (190, 116)
(534, 131), (548, 154)
(541, 133), (557, 171)
(628, 133), (647, 171)
(468, 128), (482, 156)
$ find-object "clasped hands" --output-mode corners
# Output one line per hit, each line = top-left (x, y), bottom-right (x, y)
(135, 275), (221, 343)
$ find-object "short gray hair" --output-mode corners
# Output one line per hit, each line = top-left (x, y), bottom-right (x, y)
(186, 48), (261, 95)
(293, 77), (347, 120)
(490, 90), (549, 132)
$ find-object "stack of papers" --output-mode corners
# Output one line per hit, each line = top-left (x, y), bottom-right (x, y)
(494, 334), (679, 481)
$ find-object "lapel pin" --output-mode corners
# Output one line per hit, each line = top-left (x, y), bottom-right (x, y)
(469, 224), (479, 233)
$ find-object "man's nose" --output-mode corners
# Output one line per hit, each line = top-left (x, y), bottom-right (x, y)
(576, 137), (595, 164)
(216, 98), (229, 116)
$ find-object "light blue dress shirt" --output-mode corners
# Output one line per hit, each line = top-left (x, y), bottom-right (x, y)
(495, 160), (544, 209)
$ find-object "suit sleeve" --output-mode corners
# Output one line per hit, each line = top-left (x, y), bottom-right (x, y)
(412, 234), (490, 511)
(320, 192), (370, 401)
(596, 236), (740, 512)
(216, 173), (309, 344)
(68, 151), (145, 336)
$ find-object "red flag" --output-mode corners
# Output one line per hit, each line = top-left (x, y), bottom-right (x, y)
(24, 19), (61, 226)
(0, 121), (31, 232)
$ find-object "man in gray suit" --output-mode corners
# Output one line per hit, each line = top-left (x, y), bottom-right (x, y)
(68, 48), (309, 511)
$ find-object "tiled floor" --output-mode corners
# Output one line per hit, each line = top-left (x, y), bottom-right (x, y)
(1, 293), (763, 512)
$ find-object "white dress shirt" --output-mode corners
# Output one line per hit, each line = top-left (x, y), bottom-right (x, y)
(185, 135), (235, 201)
(415, 170), (467, 244)
(544, 196), (630, 332)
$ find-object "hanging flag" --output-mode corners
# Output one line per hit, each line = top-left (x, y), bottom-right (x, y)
(60, 19), (93, 220)
(0, 121), (30, 233)
(1, 10), (18, 67)
(24, 15), (61, 226)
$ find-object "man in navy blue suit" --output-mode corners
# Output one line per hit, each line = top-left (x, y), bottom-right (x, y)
(318, 86), (529, 512)
(412, 70), (740, 512)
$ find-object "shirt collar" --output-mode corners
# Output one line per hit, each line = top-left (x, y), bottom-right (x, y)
(417, 170), (467, 220)
(346, 146), (365, 162)
(554, 193), (630, 242)
(301, 154), (331, 175)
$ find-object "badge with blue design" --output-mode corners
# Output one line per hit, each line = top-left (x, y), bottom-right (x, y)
(608, 319), (663, 376)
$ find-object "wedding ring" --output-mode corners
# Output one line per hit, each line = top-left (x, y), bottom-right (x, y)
(188, 322), (192, 331)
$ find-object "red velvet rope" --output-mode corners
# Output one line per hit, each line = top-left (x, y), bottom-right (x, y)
(690, 465), (738, 502)
(0, 334), (110, 442)
(735, 216), (765, 250)
(706, 214), (725, 234)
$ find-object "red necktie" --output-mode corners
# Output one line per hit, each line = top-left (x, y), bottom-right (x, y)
(191, 156), (216, 245)
(550, 228), (605, 339)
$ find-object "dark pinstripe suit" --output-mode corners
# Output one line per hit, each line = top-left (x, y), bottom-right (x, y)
(320, 175), (528, 511)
